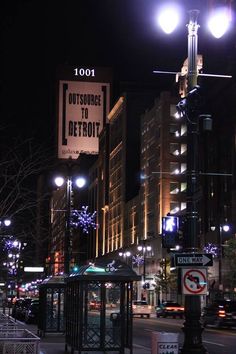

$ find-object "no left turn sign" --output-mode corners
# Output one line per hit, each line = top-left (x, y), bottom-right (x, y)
(182, 268), (207, 295)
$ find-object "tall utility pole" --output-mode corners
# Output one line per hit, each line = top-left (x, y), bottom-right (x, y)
(64, 177), (72, 275)
(179, 10), (208, 354)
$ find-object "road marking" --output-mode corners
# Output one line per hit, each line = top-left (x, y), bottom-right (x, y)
(134, 343), (150, 350)
(203, 340), (225, 347)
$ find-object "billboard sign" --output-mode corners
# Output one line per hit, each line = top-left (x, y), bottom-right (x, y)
(58, 79), (110, 159)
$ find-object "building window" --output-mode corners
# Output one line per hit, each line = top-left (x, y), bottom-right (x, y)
(181, 202), (186, 211)
(170, 143), (180, 156)
(170, 182), (179, 194)
(170, 162), (180, 175)
(181, 182), (187, 192)
(181, 124), (187, 136)
(170, 104), (181, 119)
(170, 202), (180, 214)
(181, 144), (187, 155)
(181, 163), (187, 173)
(170, 124), (178, 136)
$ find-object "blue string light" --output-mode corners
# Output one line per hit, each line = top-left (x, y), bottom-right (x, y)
(203, 243), (219, 257)
(132, 254), (144, 266)
(70, 206), (97, 234)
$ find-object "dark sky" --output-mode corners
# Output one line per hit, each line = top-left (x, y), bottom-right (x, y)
(1, 0), (235, 144)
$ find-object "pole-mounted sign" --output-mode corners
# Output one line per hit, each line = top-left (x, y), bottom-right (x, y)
(175, 253), (213, 267)
(182, 268), (207, 295)
(162, 216), (179, 248)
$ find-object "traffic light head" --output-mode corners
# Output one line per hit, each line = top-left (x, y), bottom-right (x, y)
(162, 216), (179, 248)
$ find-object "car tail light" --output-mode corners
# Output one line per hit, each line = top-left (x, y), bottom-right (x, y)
(218, 309), (226, 318)
(166, 307), (173, 310)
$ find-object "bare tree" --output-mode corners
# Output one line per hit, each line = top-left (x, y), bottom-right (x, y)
(0, 137), (54, 269)
(0, 138), (51, 219)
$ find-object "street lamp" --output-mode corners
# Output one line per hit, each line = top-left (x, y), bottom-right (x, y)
(157, 4), (231, 354)
(0, 219), (11, 227)
(137, 243), (152, 297)
(210, 223), (230, 290)
(54, 175), (86, 275)
(118, 251), (132, 265)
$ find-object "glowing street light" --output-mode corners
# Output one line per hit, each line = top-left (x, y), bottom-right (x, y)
(54, 176), (65, 187)
(75, 177), (86, 189)
(207, 7), (231, 39)
(118, 251), (132, 265)
(53, 175), (87, 275)
(137, 243), (152, 286)
(157, 3), (182, 34)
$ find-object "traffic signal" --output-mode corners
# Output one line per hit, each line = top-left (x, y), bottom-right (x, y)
(162, 216), (179, 248)
(72, 265), (79, 272)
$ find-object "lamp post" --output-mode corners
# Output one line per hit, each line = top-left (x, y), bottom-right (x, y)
(118, 251), (132, 265)
(54, 175), (86, 275)
(137, 243), (152, 299)
(218, 224), (230, 289)
(157, 4), (231, 354)
(210, 224), (230, 290)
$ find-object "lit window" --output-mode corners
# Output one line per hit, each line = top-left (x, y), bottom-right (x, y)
(181, 124), (187, 136)
(170, 104), (177, 117)
(170, 182), (179, 194)
(170, 124), (177, 133)
(181, 144), (187, 155)
(170, 162), (179, 174)
(181, 202), (186, 210)
(170, 143), (179, 156)
(181, 182), (187, 192)
(181, 163), (186, 173)
(174, 112), (182, 119)
(175, 131), (180, 137)
(170, 202), (180, 214)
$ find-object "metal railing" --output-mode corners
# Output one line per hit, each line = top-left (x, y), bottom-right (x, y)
(0, 327), (40, 354)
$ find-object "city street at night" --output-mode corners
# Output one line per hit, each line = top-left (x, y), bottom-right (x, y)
(1, 0), (236, 353)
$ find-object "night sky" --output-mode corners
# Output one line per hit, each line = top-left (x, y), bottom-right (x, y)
(1, 0), (235, 146)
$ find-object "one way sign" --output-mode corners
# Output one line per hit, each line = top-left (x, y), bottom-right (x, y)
(175, 253), (213, 267)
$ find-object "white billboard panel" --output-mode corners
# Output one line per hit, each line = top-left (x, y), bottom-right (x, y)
(58, 80), (110, 159)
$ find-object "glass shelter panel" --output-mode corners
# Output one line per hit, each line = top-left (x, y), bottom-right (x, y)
(82, 282), (101, 348)
(46, 288), (64, 331)
(105, 283), (121, 348)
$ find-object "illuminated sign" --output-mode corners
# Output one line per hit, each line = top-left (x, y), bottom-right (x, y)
(162, 216), (179, 233)
(162, 216), (179, 248)
(58, 79), (110, 159)
(24, 267), (44, 272)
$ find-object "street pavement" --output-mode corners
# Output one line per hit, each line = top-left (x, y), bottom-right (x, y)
(0, 311), (151, 354)
(38, 331), (152, 354)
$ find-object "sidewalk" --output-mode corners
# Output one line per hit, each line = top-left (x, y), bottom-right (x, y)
(39, 338), (151, 354)
(16, 322), (151, 354)
(0, 309), (151, 354)
(39, 333), (151, 354)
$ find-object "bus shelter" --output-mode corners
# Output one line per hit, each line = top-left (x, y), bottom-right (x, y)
(38, 275), (65, 337)
(65, 259), (141, 354)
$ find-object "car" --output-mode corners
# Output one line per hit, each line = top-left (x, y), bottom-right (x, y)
(156, 301), (184, 318)
(88, 299), (101, 310)
(132, 300), (153, 318)
(202, 300), (236, 328)
(12, 298), (32, 321)
(25, 300), (39, 324)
